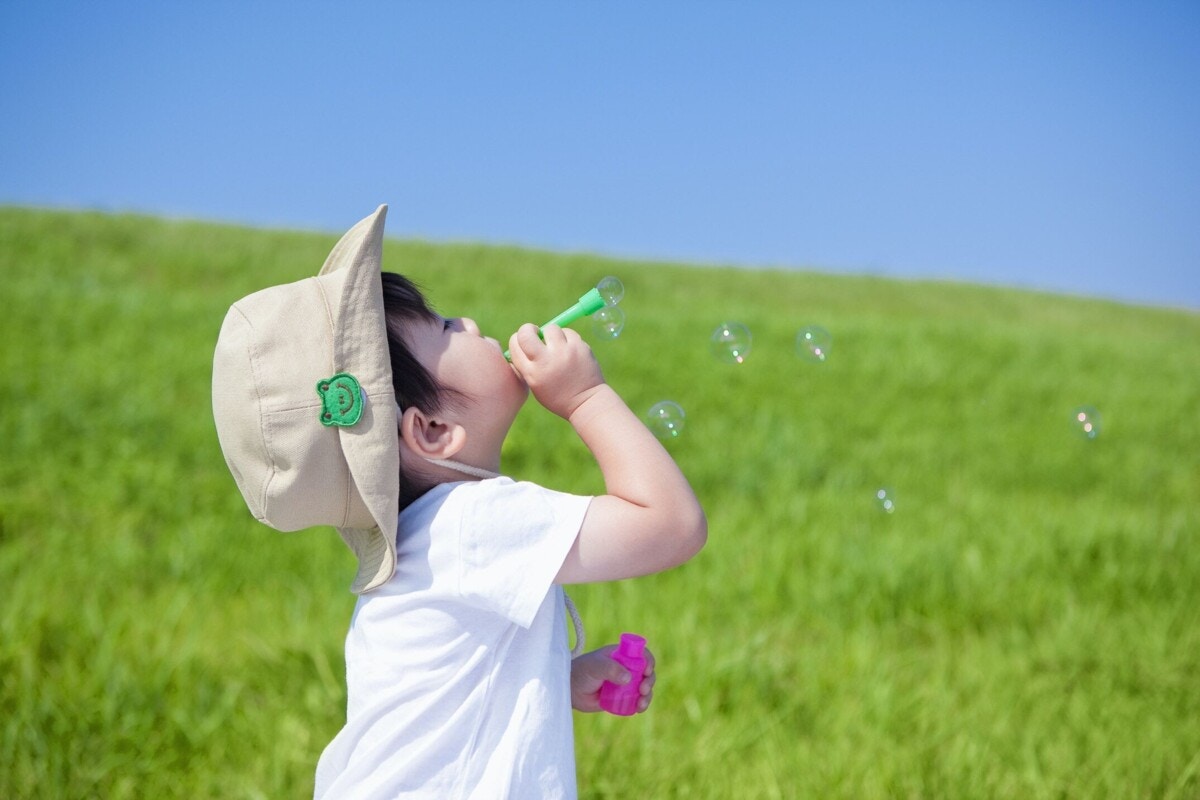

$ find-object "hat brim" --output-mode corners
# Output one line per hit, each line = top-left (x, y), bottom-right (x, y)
(321, 205), (399, 594)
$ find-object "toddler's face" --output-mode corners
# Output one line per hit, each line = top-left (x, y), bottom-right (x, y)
(404, 313), (529, 441)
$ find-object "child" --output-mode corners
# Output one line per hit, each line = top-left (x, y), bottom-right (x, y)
(212, 205), (706, 798)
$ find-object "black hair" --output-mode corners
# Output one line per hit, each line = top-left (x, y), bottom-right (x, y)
(380, 271), (444, 414)
(380, 271), (465, 504)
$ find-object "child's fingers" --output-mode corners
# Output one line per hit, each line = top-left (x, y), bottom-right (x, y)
(512, 323), (544, 356)
(539, 323), (567, 348)
(636, 676), (655, 712)
(509, 324), (542, 372)
(637, 648), (656, 711)
(558, 325), (589, 350)
(580, 647), (631, 685)
(599, 660), (632, 686)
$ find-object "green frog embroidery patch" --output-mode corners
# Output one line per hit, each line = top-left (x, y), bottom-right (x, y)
(316, 372), (365, 427)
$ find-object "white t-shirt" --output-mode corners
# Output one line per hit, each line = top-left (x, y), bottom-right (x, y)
(314, 477), (591, 800)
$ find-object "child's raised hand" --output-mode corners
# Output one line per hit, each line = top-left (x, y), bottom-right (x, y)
(570, 644), (657, 714)
(508, 323), (605, 419)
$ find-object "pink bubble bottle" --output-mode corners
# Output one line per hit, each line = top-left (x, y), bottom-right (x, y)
(599, 633), (648, 716)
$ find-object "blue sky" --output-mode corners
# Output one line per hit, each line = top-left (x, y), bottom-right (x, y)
(2, 2), (1198, 310)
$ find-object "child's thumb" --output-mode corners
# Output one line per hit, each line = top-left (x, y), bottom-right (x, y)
(604, 662), (632, 684)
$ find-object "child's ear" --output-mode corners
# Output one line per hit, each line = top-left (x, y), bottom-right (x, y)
(398, 406), (467, 460)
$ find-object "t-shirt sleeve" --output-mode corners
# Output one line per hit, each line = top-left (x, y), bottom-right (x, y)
(454, 479), (591, 628)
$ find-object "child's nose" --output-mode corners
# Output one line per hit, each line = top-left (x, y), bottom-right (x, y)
(460, 317), (482, 336)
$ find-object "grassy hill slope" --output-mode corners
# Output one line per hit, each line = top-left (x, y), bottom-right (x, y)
(2, 207), (1198, 798)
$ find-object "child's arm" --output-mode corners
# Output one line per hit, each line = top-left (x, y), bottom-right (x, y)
(570, 644), (657, 714)
(509, 323), (707, 583)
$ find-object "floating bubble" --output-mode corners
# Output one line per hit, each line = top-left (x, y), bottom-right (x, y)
(797, 325), (832, 363)
(645, 400), (685, 440)
(875, 488), (896, 514)
(597, 275), (624, 306)
(1072, 406), (1101, 440)
(710, 322), (752, 364)
(592, 305), (625, 339)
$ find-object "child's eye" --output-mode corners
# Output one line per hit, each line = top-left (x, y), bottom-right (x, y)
(443, 318), (454, 332)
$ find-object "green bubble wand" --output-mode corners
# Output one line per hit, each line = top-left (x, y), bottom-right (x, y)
(503, 276), (625, 360)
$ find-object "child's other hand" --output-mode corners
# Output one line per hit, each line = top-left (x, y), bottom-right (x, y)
(570, 644), (656, 714)
(508, 323), (605, 419)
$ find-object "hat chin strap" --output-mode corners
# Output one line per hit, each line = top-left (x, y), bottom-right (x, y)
(397, 403), (501, 481)
(423, 457), (501, 480)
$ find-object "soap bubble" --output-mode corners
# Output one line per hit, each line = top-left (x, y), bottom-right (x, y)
(645, 401), (685, 440)
(597, 275), (624, 306)
(710, 322), (752, 364)
(797, 325), (832, 363)
(875, 488), (896, 514)
(592, 305), (625, 339)
(1072, 406), (1101, 440)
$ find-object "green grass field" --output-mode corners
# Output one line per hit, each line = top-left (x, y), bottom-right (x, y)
(2, 206), (1198, 798)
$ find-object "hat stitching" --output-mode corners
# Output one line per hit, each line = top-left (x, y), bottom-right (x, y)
(259, 407), (284, 524)
(310, 276), (339, 378)
(231, 303), (278, 520)
(311, 275), (356, 529)
(261, 400), (324, 414)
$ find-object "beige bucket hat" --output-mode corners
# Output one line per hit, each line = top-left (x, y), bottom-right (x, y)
(212, 205), (399, 594)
